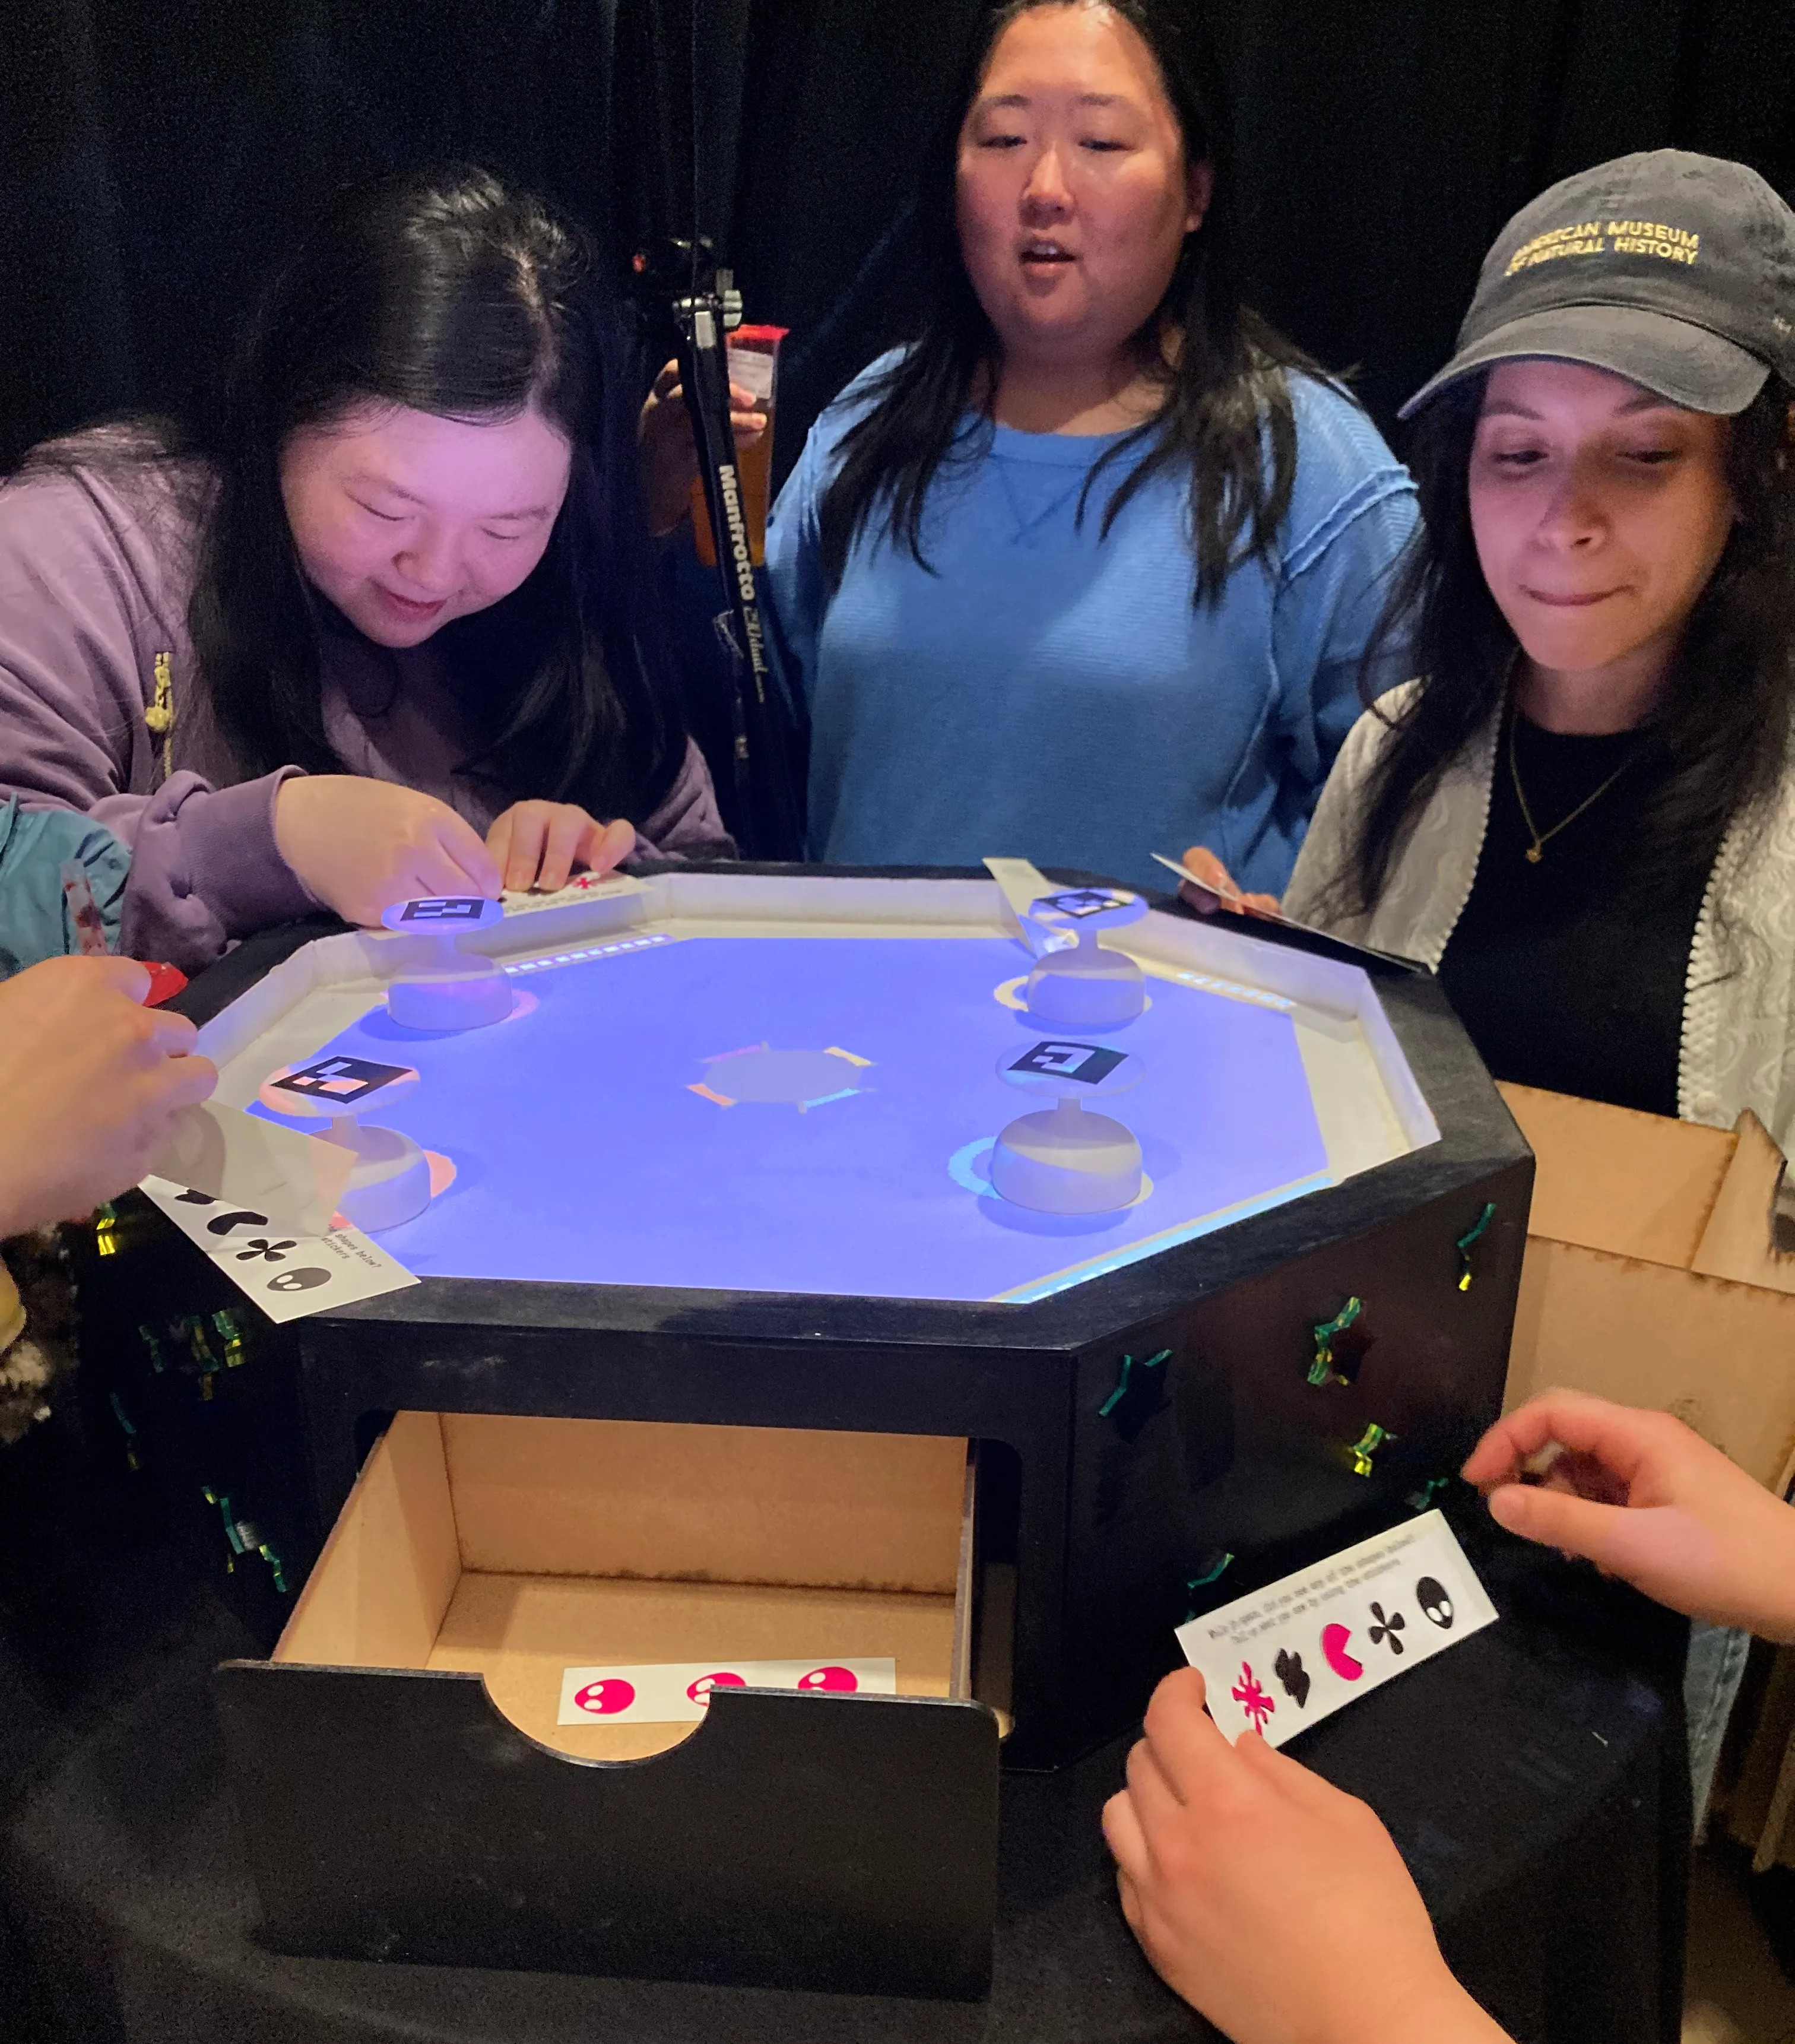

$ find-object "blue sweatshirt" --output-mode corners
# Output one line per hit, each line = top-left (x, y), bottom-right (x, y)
(764, 357), (1417, 895)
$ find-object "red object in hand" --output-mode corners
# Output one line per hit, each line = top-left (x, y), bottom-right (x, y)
(141, 961), (188, 1007)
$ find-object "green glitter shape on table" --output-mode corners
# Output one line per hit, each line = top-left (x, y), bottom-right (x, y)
(1348, 1422), (1395, 1477)
(1099, 1347), (1172, 1419)
(1309, 1297), (1363, 1387)
(1455, 1202), (1497, 1292)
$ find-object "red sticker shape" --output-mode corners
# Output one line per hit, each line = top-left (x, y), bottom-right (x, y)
(572, 1678), (636, 1716)
(797, 1665), (859, 1692)
(1321, 1624), (1363, 1681)
(686, 1672), (747, 1706)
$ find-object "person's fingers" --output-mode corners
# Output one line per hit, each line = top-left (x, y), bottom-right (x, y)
(162, 1052), (220, 1107)
(1179, 879), (1223, 915)
(153, 1056), (210, 1107)
(497, 808), (547, 892)
(1241, 891), (1283, 917)
(585, 817), (636, 875)
(537, 808), (591, 893)
(140, 1005), (202, 1056)
(436, 811), (503, 897)
(1487, 1484), (1704, 1585)
(94, 956), (153, 1003)
(1181, 846), (1234, 892)
(485, 810), (515, 874)
(730, 410), (769, 447)
(1138, 1666), (1237, 1802)
(1124, 1727), (1194, 1831)
(1101, 1785), (1152, 1887)
(1177, 845), (1245, 918)
(652, 359), (681, 397)
(1461, 1390), (1666, 1490)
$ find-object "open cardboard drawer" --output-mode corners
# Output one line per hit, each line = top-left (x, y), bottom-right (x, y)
(215, 1411), (1005, 1998)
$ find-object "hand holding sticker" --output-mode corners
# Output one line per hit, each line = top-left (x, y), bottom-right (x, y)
(1102, 1667), (1509, 2044)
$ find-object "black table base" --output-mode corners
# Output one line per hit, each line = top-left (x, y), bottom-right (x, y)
(0, 1433), (1688, 2044)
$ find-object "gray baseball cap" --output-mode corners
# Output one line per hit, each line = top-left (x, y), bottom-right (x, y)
(1401, 150), (1795, 418)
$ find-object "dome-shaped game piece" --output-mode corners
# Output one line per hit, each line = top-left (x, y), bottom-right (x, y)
(990, 1038), (1146, 1214)
(380, 896), (514, 1031)
(1022, 888), (1147, 1030)
(258, 1056), (432, 1233)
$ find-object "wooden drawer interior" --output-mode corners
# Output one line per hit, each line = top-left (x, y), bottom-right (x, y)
(275, 1411), (1003, 1759)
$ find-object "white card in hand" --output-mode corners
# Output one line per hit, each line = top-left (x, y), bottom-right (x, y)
(139, 1177), (418, 1323)
(1175, 1511), (1497, 1748)
(556, 1659), (899, 1726)
(145, 1100), (353, 1238)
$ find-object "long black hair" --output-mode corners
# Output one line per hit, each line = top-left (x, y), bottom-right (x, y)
(39, 166), (686, 821)
(1334, 369), (1795, 917)
(817, 0), (1331, 604)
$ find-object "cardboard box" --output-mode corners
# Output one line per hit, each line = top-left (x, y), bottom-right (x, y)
(217, 1412), (1004, 1995)
(1500, 1083), (1795, 1493)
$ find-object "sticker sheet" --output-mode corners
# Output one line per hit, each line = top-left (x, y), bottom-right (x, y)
(557, 1658), (899, 1726)
(139, 1177), (418, 1324)
(1174, 1511), (1497, 1748)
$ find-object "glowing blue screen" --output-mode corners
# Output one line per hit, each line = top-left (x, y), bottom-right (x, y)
(256, 936), (1331, 1303)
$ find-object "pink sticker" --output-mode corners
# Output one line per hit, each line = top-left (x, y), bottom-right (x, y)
(1321, 1624), (1363, 1682)
(572, 1678), (637, 1716)
(686, 1672), (747, 1706)
(1231, 1662), (1275, 1734)
(797, 1665), (859, 1693)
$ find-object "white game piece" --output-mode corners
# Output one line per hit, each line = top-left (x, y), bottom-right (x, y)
(990, 1039), (1146, 1214)
(380, 896), (513, 1031)
(258, 1057), (432, 1234)
(1022, 888), (1147, 1029)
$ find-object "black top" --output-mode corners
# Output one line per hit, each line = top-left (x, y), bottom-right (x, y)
(1437, 710), (1714, 1117)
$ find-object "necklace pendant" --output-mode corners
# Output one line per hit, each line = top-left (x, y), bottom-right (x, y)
(1524, 845), (1543, 864)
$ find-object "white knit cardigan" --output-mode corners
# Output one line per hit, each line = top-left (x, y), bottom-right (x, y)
(1283, 683), (1795, 1160)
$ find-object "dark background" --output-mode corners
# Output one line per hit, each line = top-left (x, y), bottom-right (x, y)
(5, 0), (1794, 489)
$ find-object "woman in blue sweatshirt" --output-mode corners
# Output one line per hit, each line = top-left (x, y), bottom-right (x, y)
(765, 0), (1416, 895)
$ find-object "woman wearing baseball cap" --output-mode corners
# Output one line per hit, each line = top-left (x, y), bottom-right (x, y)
(1194, 148), (1795, 1153)
(1158, 149), (1795, 2042)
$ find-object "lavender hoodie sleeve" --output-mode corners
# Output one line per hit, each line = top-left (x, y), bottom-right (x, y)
(632, 736), (736, 861)
(0, 460), (314, 970)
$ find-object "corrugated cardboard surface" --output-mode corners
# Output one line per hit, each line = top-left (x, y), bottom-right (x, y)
(1508, 1240), (1795, 1490)
(442, 1411), (966, 1592)
(275, 1411), (972, 1759)
(1499, 1086), (1795, 1489)
(1499, 1083), (1737, 1266)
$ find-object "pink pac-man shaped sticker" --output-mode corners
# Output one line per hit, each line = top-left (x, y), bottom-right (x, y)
(1321, 1624), (1363, 1681)
(572, 1678), (637, 1716)
(686, 1672), (747, 1706)
(797, 1665), (859, 1692)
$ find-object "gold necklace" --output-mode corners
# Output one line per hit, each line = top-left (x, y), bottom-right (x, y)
(1507, 709), (1639, 864)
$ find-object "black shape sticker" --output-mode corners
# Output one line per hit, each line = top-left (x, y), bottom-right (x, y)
(397, 897), (488, 923)
(1274, 1647), (1311, 1709)
(274, 1056), (410, 1105)
(1368, 1602), (1407, 1655)
(1010, 1041), (1125, 1085)
(1416, 1577), (1454, 1629)
(268, 1268), (332, 1294)
(234, 1238), (296, 1263)
(206, 1209), (270, 1236)
(175, 1190), (217, 1207)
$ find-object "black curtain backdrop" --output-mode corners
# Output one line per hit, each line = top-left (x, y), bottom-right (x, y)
(4, 0), (1793, 493)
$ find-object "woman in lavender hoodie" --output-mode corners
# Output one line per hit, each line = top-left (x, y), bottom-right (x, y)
(0, 164), (731, 974)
